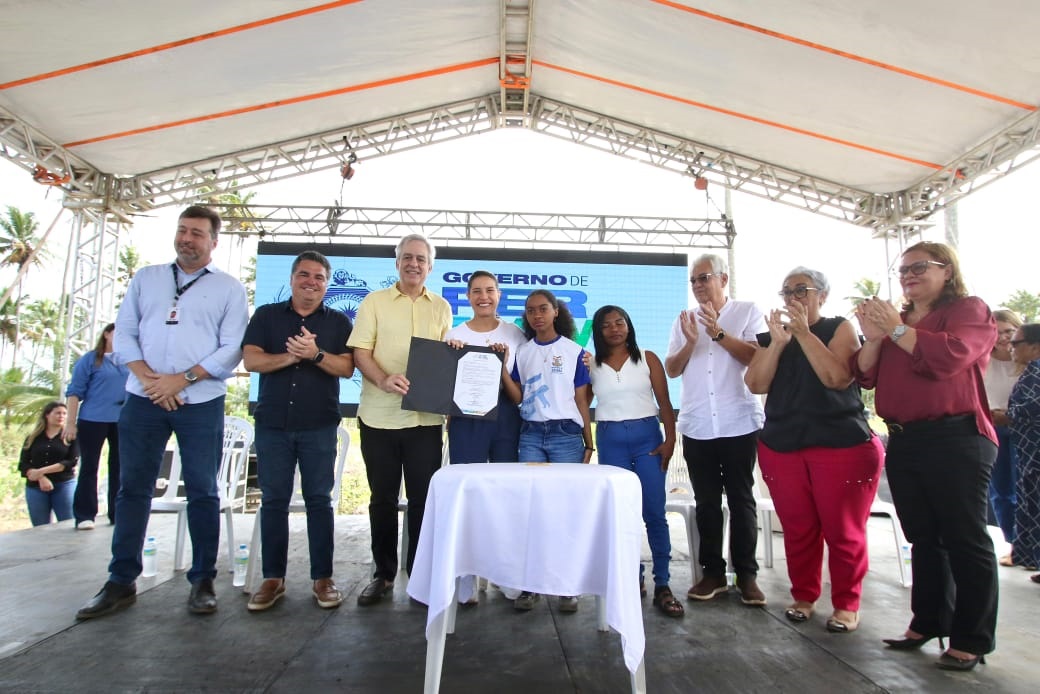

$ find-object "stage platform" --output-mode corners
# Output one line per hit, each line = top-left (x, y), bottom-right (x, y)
(0, 511), (1034, 693)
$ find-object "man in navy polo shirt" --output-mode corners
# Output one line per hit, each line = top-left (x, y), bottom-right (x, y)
(241, 250), (354, 611)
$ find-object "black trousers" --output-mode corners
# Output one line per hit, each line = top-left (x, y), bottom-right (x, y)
(885, 417), (998, 654)
(683, 432), (760, 579)
(73, 419), (120, 525)
(359, 419), (442, 580)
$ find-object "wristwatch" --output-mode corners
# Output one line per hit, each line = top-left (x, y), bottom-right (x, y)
(711, 329), (726, 342)
(183, 370), (199, 384)
(312, 349), (326, 364)
(890, 325), (908, 343)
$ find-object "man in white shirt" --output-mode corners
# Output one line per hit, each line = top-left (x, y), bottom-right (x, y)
(665, 253), (768, 606)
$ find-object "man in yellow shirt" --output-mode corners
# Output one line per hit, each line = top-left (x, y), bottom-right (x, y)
(349, 234), (451, 606)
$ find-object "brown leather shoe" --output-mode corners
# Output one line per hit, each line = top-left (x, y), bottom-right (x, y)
(313, 578), (343, 609)
(687, 575), (729, 601)
(248, 578), (286, 611)
(736, 576), (767, 606)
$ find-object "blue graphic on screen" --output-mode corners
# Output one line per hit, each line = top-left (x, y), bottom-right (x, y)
(254, 244), (688, 414)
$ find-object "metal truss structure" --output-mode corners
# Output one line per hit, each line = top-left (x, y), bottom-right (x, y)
(6, 94), (1039, 235)
(58, 204), (124, 385)
(4, 0), (1039, 367)
(221, 204), (734, 251)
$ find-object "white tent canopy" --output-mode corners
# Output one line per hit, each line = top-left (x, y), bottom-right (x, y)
(2, 0), (1039, 230)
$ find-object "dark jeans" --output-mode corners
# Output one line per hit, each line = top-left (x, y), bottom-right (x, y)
(73, 419), (120, 525)
(988, 425), (1017, 543)
(255, 424), (337, 580)
(359, 419), (442, 579)
(886, 417), (998, 655)
(109, 394), (224, 586)
(683, 432), (760, 579)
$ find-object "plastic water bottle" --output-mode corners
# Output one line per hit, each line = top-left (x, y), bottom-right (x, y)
(142, 537), (158, 577)
(900, 543), (913, 582)
(233, 544), (249, 587)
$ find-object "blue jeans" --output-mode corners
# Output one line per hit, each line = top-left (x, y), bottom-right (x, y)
(597, 416), (671, 587)
(519, 419), (585, 463)
(988, 425), (1017, 543)
(25, 480), (75, 526)
(256, 424), (337, 580)
(109, 394), (224, 586)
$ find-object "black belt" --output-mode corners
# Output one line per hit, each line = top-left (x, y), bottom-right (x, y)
(884, 414), (975, 436)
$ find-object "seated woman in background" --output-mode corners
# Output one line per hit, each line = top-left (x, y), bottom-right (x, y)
(587, 305), (682, 617)
(1007, 323), (1040, 584)
(745, 267), (883, 633)
(20, 401), (80, 526)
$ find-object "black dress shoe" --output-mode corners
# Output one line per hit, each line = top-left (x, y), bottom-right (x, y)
(883, 634), (945, 650)
(357, 578), (394, 607)
(76, 581), (137, 620)
(188, 578), (218, 614)
(936, 652), (986, 671)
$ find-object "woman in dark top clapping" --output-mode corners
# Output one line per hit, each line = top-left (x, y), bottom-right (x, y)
(20, 401), (80, 526)
(853, 241), (997, 672)
(746, 267), (883, 634)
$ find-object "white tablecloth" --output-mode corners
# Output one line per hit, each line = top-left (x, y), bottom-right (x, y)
(407, 463), (646, 674)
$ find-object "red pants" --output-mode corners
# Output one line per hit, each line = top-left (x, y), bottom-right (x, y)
(758, 437), (884, 611)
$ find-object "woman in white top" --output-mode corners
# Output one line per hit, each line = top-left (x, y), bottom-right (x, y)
(587, 305), (682, 617)
(446, 271), (526, 464)
(986, 308), (1024, 565)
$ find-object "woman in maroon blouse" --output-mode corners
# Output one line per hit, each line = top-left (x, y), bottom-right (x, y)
(853, 241), (997, 672)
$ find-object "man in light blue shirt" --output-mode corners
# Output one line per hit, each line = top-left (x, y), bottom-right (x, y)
(76, 205), (249, 620)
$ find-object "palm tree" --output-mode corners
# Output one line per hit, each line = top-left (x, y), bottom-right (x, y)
(118, 245), (142, 301)
(21, 297), (64, 379)
(0, 297), (18, 367)
(845, 277), (882, 311)
(0, 206), (47, 367)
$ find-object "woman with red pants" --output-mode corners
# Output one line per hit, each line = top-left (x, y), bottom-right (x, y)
(746, 267), (883, 633)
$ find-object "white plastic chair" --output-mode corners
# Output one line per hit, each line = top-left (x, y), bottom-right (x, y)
(243, 426), (350, 592)
(870, 495), (912, 587)
(151, 416), (254, 572)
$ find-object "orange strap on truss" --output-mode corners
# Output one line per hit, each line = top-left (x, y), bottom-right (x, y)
(500, 74), (530, 89)
(32, 165), (70, 186)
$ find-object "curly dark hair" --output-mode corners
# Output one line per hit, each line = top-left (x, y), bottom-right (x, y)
(591, 305), (641, 366)
(521, 289), (576, 340)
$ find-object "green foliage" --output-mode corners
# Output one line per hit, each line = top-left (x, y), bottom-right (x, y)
(225, 377), (251, 419)
(1003, 290), (1040, 323)
(845, 277), (882, 311)
(0, 205), (46, 269)
(0, 367), (58, 427)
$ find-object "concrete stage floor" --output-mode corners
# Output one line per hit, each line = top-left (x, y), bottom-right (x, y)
(0, 511), (1035, 693)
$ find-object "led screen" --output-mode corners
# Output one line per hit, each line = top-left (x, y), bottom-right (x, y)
(254, 242), (689, 415)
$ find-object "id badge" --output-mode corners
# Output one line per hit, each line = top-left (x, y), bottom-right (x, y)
(166, 305), (180, 325)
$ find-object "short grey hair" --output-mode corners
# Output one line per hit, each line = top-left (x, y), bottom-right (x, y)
(395, 233), (436, 268)
(784, 266), (830, 295)
(692, 253), (728, 275)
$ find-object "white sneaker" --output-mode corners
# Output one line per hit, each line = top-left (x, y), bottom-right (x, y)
(76, 520), (95, 531)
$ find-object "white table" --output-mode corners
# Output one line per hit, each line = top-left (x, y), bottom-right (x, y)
(407, 463), (646, 693)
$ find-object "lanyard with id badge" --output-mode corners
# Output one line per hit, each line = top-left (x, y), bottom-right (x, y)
(166, 263), (209, 325)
